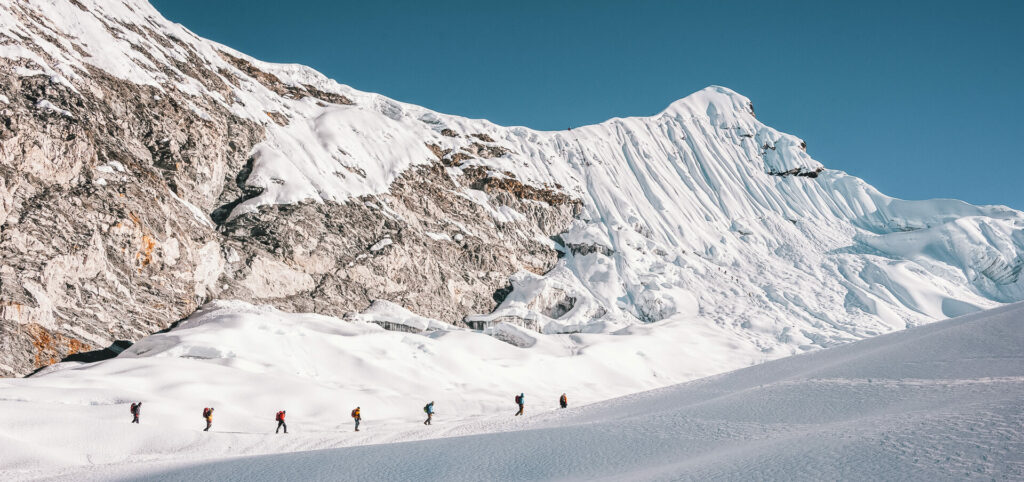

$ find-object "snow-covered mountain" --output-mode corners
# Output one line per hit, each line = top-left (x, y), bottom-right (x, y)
(1, 0), (1023, 377)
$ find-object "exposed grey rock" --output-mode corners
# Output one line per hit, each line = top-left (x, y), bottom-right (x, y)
(0, 45), (263, 375)
(767, 166), (824, 178)
(566, 243), (614, 257)
(215, 163), (578, 323)
(0, 5), (580, 376)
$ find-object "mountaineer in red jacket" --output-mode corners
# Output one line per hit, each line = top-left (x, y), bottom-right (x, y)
(275, 410), (288, 434)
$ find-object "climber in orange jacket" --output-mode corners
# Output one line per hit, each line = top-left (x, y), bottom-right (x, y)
(275, 410), (287, 434)
(352, 407), (361, 431)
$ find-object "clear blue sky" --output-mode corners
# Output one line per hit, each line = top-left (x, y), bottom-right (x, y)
(151, 0), (1023, 209)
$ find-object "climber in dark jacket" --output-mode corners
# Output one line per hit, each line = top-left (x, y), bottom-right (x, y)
(130, 402), (142, 423)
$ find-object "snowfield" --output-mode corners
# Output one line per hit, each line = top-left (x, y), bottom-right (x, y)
(1, 1), (1022, 478)
(1, 301), (1021, 480)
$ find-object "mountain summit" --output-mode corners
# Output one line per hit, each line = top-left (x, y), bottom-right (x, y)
(0, 0), (1022, 376)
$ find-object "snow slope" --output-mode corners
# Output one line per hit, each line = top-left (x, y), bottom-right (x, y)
(2, 4), (1023, 477)
(3, 0), (1024, 361)
(1, 301), (1022, 480)
(0, 300), (770, 479)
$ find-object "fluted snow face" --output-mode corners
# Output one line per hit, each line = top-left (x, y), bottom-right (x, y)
(4, 0), (1023, 360)
(240, 73), (1024, 353)
(266, 77), (1024, 355)
(445, 86), (1023, 357)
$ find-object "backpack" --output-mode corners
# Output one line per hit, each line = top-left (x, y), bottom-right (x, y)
(276, 411), (284, 421)
(423, 405), (428, 413)
(515, 395), (522, 404)
(351, 409), (358, 418)
(203, 407), (211, 418)
(130, 403), (137, 413)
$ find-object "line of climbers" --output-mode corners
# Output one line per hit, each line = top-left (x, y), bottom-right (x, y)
(126, 393), (569, 432)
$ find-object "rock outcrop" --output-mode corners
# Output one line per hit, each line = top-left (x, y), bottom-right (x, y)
(0, 52), (262, 375)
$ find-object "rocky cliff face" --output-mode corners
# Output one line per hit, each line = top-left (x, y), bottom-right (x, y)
(0, 0), (578, 376)
(0, 52), (260, 375)
(2, 0), (1023, 377)
(215, 162), (578, 323)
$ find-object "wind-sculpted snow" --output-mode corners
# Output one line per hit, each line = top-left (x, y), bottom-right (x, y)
(235, 61), (1024, 355)
(216, 41), (1024, 353)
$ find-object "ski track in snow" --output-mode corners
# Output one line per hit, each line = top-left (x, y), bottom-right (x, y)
(1, 302), (1021, 481)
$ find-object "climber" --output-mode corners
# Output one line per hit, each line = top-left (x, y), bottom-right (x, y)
(352, 406), (361, 431)
(515, 393), (525, 416)
(559, 393), (567, 409)
(130, 401), (142, 424)
(423, 401), (434, 425)
(202, 407), (214, 431)
(275, 410), (287, 434)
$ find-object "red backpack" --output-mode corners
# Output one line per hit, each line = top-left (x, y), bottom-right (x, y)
(203, 407), (211, 418)
(276, 411), (285, 421)
(515, 395), (522, 404)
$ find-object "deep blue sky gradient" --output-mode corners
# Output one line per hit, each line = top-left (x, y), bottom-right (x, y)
(151, 0), (1024, 209)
